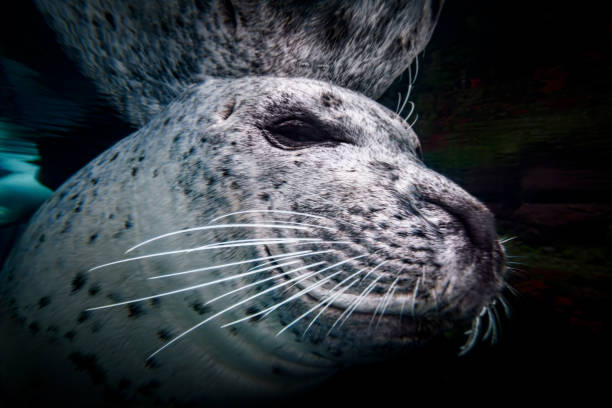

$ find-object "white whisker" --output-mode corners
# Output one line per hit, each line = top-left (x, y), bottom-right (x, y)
(408, 113), (419, 129)
(376, 276), (400, 328)
(395, 92), (402, 114)
(208, 210), (329, 225)
(91, 239), (319, 271)
(246, 249), (335, 272)
(206, 261), (328, 305)
(150, 249), (311, 277)
(223, 254), (368, 326)
(125, 223), (318, 253)
(300, 266), (370, 337)
(278, 277), (359, 337)
(333, 275), (382, 333)
(403, 101), (415, 122)
(411, 277), (421, 317)
(146, 263), (330, 360)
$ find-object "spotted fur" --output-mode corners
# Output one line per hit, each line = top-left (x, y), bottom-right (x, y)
(0, 77), (505, 405)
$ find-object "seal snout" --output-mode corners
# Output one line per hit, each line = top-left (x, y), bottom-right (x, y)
(432, 197), (497, 252)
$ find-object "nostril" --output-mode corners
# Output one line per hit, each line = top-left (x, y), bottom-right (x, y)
(430, 198), (496, 251)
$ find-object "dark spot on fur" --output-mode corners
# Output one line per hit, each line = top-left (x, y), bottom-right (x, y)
(64, 330), (76, 341)
(173, 135), (181, 144)
(273, 180), (286, 189)
(153, 168), (159, 178)
(131, 167), (138, 177)
(38, 234), (45, 243)
(221, 168), (231, 177)
(91, 321), (102, 333)
(413, 229), (426, 238)
(294, 160), (302, 167)
(77, 311), (90, 324)
(108, 213), (115, 219)
(144, 358), (160, 369)
(191, 301), (210, 315)
(246, 306), (262, 322)
(200, 136), (207, 144)
(127, 304), (144, 318)
(150, 297), (161, 307)
(157, 329), (173, 342)
(29, 322), (40, 334)
(163, 118), (170, 126)
(38, 296), (51, 309)
(88, 233), (98, 243)
(230, 181), (240, 189)
(104, 11), (115, 30)
(321, 92), (343, 108)
(229, 327), (239, 336)
(88, 284), (101, 296)
(69, 352), (106, 384)
(72, 272), (87, 292)
(258, 192), (270, 201)
(73, 200), (83, 213)
(90, 178), (98, 185)
(69, 193), (78, 201)
(137, 380), (161, 396)
(124, 218), (133, 229)
(109, 152), (118, 162)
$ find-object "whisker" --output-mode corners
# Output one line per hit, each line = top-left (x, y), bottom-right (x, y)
(125, 223), (320, 254)
(278, 277), (359, 337)
(403, 101), (415, 122)
(207, 210), (329, 225)
(498, 236), (517, 244)
(497, 294), (512, 318)
(333, 275), (382, 334)
(146, 263), (329, 360)
(87, 259), (308, 311)
(411, 277), (421, 318)
(408, 113), (419, 129)
(246, 249), (335, 272)
(300, 266), (370, 337)
(458, 307), (485, 357)
(330, 259), (390, 332)
(206, 261), (328, 305)
(223, 254), (368, 326)
(395, 92), (402, 114)
(376, 276), (400, 329)
(91, 238), (320, 271)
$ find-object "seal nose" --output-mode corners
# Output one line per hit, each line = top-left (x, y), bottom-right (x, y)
(436, 199), (496, 251)
(409, 171), (497, 251)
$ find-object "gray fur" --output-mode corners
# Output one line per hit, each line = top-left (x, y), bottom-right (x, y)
(34, 0), (442, 126)
(0, 77), (506, 405)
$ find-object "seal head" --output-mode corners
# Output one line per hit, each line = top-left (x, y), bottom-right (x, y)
(1, 76), (506, 404)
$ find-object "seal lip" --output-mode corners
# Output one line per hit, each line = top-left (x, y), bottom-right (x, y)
(262, 244), (430, 318)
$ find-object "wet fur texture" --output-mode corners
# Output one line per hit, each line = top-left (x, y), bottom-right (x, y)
(1, 77), (505, 405)
(35, 0), (442, 126)
(0, 0), (508, 406)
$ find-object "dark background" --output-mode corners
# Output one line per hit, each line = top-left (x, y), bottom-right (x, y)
(1, 0), (611, 406)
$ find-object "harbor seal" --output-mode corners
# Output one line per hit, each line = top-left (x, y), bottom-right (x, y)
(0, 76), (507, 406)
(34, 0), (442, 126)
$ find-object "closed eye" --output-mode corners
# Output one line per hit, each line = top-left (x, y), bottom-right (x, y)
(264, 117), (351, 150)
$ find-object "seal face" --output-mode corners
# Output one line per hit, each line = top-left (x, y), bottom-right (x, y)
(0, 76), (506, 404)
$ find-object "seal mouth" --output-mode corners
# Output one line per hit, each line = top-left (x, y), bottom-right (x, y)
(262, 244), (432, 318)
